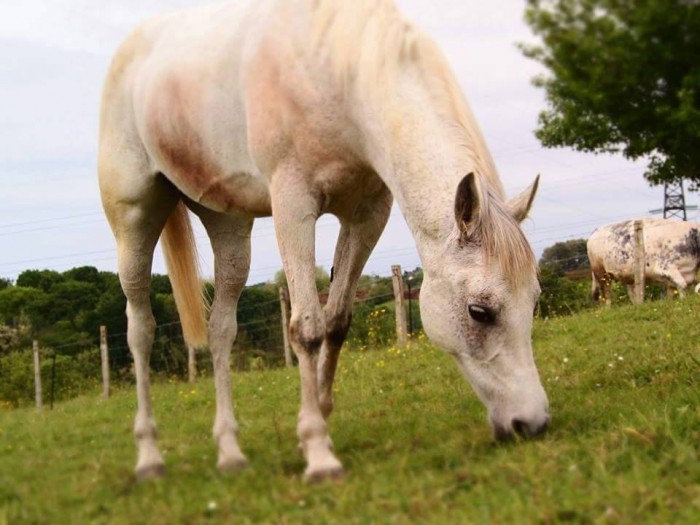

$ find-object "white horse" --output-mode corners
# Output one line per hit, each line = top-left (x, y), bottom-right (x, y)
(99, 0), (549, 482)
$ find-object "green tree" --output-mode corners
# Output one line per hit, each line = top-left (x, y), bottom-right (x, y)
(63, 266), (100, 285)
(273, 266), (331, 292)
(539, 238), (589, 275)
(16, 269), (64, 292)
(0, 286), (47, 330)
(0, 324), (19, 354)
(151, 274), (173, 295)
(43, 281), (99, 328)
(522, 0), (700, 184)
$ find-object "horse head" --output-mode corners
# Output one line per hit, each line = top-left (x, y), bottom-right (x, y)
(420, 173), (549, 440)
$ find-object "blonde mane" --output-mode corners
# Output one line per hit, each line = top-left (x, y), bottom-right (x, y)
(311, 0), (536, 284)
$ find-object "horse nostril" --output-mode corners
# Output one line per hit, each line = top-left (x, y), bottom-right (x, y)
(512, 419), (527, 437)
(511, 417), (549, 438)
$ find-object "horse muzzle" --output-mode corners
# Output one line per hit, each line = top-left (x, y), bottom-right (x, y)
(491, 413), (550, 442)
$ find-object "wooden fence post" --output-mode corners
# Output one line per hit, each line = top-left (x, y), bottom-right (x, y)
(33, 340), (42, 411)
(391, 265), (408, 348)
(279, 287), (293, 368)
(100, 326), (110, 399)
(188, 345), (197, 383)
(632, 220), (646, 305)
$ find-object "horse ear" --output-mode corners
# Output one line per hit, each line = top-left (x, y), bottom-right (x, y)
(454, 172), (480, 232)
(507, 174), (540, 223)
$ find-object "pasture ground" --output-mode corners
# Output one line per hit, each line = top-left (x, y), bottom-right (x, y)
(1, 297), (700, 524)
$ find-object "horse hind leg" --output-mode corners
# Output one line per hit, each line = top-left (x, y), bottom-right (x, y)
(187, 202), (253, 473)
(318, 192), (392, 420)
(101, 159), (180, 480)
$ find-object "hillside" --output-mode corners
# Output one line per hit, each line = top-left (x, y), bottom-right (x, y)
(1, 297), (700, 524)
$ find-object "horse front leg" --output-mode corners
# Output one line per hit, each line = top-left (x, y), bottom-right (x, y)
(318, 196), (391, 419)
(270, 178), (343, 482)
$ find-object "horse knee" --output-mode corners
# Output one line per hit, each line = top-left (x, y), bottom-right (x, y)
(290, 309), (325, 354)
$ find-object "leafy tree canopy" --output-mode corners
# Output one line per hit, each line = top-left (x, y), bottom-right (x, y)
(0, 286), (47, 329)
(522, 0), (700, 185)
(539, 238), (590, 275)
(273, 266), (331, 292)
(16, 269), (64, 292)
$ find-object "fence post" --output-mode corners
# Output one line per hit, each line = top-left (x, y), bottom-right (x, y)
(100, 325), (110, 399)
(279, 287), (293, 368)
(632, 220), (646, 305)
(33, 340), (42, 411)
(188, 345), (197, 383)
(391, 265), (408, 348)
(50, 353), (56, 410)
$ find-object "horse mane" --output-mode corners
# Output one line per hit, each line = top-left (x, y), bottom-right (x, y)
(311, 0), (536, 284)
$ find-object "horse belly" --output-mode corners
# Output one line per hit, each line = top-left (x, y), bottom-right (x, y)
(140, 71), (272, 217)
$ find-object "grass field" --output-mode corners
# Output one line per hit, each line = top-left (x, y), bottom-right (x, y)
(2, 296), (700, 524)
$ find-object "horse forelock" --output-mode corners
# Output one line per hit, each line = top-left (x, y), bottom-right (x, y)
(472, 182), (538, 288)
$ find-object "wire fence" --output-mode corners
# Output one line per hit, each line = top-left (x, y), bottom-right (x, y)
(0, 272), (422, 409)
(3, 215), (695, 409)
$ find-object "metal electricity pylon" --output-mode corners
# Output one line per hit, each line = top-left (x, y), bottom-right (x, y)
(663, 181), (687, 221)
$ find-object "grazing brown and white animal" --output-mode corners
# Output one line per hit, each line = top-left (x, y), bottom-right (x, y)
(99, 0), (549, 482)
(588, 218), (700, 304)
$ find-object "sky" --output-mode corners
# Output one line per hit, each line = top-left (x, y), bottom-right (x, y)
(0, 0), (692, 286)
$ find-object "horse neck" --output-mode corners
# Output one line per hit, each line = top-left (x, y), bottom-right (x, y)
(358, 75), (498, 268)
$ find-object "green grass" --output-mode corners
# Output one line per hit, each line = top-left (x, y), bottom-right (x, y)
(2, 297), (700, 524)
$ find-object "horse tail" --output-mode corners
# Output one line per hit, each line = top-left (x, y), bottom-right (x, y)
(161, 201), (208, 348)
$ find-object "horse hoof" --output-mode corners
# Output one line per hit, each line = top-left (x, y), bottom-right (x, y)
(304, 464), (345, 484)
(135, 463), (166, 482)
(217, 456), (248, 475)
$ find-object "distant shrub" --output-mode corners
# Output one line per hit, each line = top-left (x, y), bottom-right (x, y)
(346, 302), (396, 350)
(0, 348), (101, 408)
(538, 269), (676, 318)
(538, 269), (593, 318)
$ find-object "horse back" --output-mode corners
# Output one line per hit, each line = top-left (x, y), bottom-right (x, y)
(100, 0), (377, 219)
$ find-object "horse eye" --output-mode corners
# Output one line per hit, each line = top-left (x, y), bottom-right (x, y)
(468, 304), (495, 324)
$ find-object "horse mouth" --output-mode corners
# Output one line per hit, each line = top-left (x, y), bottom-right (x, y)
(492, 416), (549, 442)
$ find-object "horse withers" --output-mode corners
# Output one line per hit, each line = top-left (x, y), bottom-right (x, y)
(99, 0), (549, 482)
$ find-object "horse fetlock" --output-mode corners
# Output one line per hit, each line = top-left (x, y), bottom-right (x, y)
(216, 427), (242, 449)
(134, 419), (158, 441)
(297, 413), (328, 442)
(213, 424), (239, 442)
